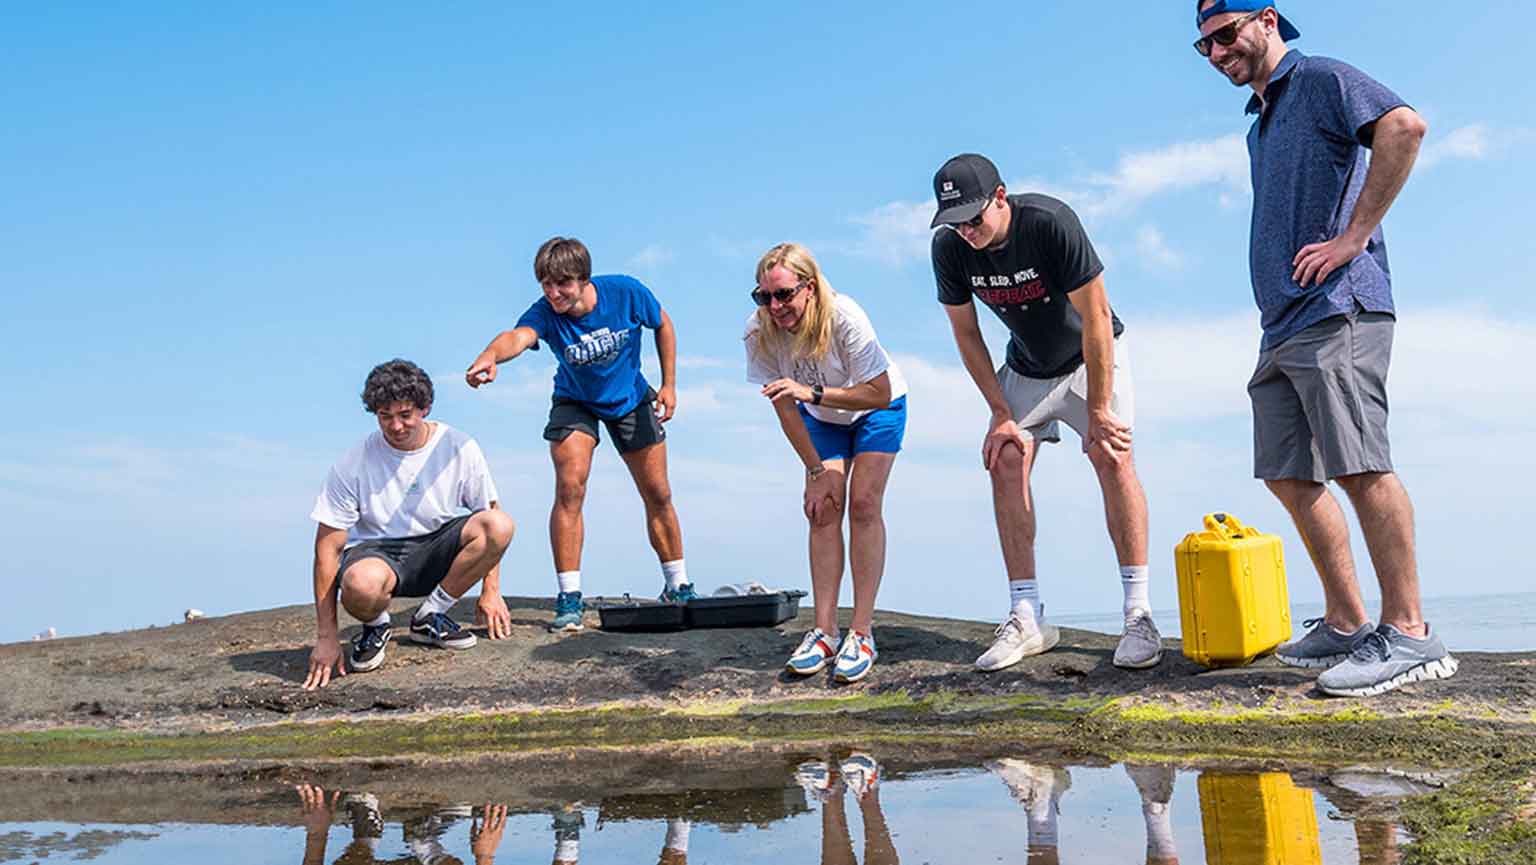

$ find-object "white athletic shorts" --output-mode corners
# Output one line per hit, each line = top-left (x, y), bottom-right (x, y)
(999, 337), (1135, 446)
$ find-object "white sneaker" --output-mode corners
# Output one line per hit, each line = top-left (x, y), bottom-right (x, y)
(1113, 609), (1164, 670)
(975, 613), (1060, 672)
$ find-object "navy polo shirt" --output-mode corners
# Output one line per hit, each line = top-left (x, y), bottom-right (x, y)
(1245, 50), (1408, 349)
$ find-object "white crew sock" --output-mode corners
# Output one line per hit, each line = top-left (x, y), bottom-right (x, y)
(364, 610), (391, 628)
(557, 570), (582, 594)
(1144, 802), (1176, 858)
(1009, 580), (1042, 624)
(554, 839), (579, 862)
(664, 819), (691, 852)
(1120, 565), (1150, 620)
(662, 559), (689, 591)
(413, 585), (459, 621)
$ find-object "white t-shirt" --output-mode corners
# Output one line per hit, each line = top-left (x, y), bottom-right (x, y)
(744, 293), (908, 425)
(310, 422), (499, 548)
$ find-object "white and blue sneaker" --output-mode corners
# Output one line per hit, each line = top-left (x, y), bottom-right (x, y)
(1316, 624), (1459, 697)
(551, 591), (584, 632)
(840, 752), (880, 799)
(833, 630), (877, 683)
(786, 628), (839, 676)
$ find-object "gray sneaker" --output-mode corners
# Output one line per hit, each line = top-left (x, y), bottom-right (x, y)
(1316, 624), (1459, 697)
(1276, 617), (1373, 668)
(1113, 610), (1164, 669)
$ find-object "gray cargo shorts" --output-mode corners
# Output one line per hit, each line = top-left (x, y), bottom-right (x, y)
(1248, 311), (1395, 482)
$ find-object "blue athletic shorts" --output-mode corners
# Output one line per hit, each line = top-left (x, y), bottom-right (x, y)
(798, 396), (907, 461)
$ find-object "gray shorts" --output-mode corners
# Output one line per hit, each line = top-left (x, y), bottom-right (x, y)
(1249, 312), (1394, 482)
(1000, 336), (1135, 446)
(544, 389), (666, 454)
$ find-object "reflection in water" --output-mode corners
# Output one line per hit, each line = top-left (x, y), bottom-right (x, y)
(281, 756), (1409, 865)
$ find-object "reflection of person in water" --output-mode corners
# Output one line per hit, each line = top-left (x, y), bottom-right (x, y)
(987, 759), (1069, 864)
(550, 804), (583, 865)
(1124, 764), (1180, 865)
(797, 752), (900, 865)
(295, 786), (507, 865)
(656, 818), (691, 865)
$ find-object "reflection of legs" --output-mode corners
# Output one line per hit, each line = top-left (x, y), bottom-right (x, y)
(808, 461), (849, 636)
(1125, 764), (1179, 865)
(551, 804), (583, 865)
(987, 760), (1065, 865)
(657, 818), (691, 865)
(856, 784), (899, 865)
(846, 453), (896, 635)
(820, 773), (855, 865)
(620, 441), (686, 567)
(1351, 818), (1399, 865)
(337, 792), (383, 864)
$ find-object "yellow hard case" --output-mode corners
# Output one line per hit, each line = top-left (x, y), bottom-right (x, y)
(1197, 772), (1322, 865)
(1174, 512), (1292, 668)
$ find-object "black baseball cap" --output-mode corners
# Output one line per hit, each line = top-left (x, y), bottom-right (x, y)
(930, 153), (1003, 228)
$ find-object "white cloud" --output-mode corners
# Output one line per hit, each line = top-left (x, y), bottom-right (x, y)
(1419, 123), (1491, 169)
(1133, 225), (1185, 271)
(846, 199), (935, 266)
(628, 243), (674, 270)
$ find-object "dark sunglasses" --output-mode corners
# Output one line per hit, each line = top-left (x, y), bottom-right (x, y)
(951, 198), (994, 230)
(1193, 9), (1263, 57)
(751, 279), (809, 307)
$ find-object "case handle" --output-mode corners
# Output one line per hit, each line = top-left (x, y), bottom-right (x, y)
(1202, 512), (1251, 538)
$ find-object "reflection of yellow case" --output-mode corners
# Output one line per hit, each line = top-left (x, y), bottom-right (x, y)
(1175, 513), (1292, 668)
(1198, 772), (1322, 865)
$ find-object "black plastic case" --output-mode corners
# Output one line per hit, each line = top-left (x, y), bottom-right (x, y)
(685, 590), (807, 629)
(595, 596), (688, 632)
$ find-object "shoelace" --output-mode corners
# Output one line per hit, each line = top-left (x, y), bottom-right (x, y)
(1125, 615), (1157, 640)
(796, 630), (831, 656)
(358, 625), (389, 650)
(1348, 630), (1392, 664)
(1301, 616), (1326, 631)
(841, 635), (868, 661)
(423, 612), (457, 635)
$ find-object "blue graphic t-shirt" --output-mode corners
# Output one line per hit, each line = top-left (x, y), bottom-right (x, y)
(516, 274), (663, 419)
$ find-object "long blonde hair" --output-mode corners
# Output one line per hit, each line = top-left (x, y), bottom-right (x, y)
(752, 242), (837, 361)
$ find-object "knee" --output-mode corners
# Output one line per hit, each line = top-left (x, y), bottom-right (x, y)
(1334, 471), (1388, 499)
(554, 478), (588, 509)
(848, 492), (883, 526)
(988, 444), (1027, 484)
(1264, 478), (1321, 508)
(640, 480), (674, 511)
(340, 561), (392, 606)
(1086, 441), (1132, 475)
(477, 510), (516, 551)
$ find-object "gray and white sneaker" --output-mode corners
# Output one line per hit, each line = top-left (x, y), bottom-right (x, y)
(1113, 610), (1164, 669)
(1276, 617), (1373, 668)
(1316, 624), (1458, 697)
(975, 611), (1060, 672)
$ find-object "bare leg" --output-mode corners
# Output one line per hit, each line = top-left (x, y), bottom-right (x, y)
(339, 559), (396, 622)
(1336, 471), (1424, 637)
(857, 786), (900, 865)
(439, 509), (515, 597)
(549, 433), (598, 573)
(846, 453), (897, 634)
(821, 771), (855, 865)
(619, 441), (685, 562)
(1265, 479), (1370, 632)
(988, 439), (1041, 584)
(1086, 441), (1148, 567)
(808, 460), (849, 635)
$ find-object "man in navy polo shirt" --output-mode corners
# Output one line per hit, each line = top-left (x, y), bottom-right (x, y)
(1195, 1), (1456, 696)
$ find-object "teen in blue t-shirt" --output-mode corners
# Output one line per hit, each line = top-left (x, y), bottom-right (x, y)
(466, 237), (695, 631)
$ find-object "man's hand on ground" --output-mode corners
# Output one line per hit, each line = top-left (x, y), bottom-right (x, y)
(476, 593), (513, 640)
(304, 636), (346, 690)
(982, 413), (1029, 470)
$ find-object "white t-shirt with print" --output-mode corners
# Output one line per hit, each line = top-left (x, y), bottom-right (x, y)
(311, 422), (499, 548)
(744, 293), (908, 425)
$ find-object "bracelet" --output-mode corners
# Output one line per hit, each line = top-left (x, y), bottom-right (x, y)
(807, 465), (827, 481)
(811, 384), (824, 405)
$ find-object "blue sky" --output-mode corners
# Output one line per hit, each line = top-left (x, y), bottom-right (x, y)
(3, 1), (1532, 642)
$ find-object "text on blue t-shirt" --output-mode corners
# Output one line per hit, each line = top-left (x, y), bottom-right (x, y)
(515, 274), (664, 419)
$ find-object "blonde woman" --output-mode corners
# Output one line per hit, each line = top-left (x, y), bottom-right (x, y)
(745, 243), (908, 683)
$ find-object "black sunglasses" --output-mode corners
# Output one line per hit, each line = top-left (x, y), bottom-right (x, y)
(1193, 9), (1263, 57)
(951, 198), (995, 230)
(751, 279), (810, 307)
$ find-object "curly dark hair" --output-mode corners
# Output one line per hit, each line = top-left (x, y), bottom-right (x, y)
(361, 359), (434, 413)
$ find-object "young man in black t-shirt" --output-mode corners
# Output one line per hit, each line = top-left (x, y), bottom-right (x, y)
(929, 153), (1162, 673)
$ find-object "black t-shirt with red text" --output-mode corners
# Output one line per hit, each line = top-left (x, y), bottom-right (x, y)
(932, 193), (1121, 379)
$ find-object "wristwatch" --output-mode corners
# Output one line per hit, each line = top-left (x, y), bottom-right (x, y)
(811, 384), (824, 405)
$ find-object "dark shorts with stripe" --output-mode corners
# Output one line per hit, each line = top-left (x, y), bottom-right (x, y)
(544, 389), (666, 454)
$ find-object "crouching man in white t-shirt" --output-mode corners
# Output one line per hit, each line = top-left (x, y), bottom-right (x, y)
(304, 359), (516, 690)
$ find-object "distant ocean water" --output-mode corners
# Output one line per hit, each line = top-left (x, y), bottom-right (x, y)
(1051, 591), (1536, 653)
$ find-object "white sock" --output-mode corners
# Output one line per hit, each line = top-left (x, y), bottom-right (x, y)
(662, 559), (689, 591)
(557, 570), (581, 594)
(664, 819), (691, 852)
(1120, 565), (1150, 620)
(413, 585), (459, 621)
(364, 610), (391, 627)
(1144, 802), (1176, 858)
(555, 839), (579, 861)
(1009, 580), (1042, 624)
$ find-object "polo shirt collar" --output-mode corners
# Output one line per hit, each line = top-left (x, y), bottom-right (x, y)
(1245, 49), (1304, 115)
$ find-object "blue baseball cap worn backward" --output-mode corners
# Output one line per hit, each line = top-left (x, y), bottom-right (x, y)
(1197, 1), (1301, 42)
